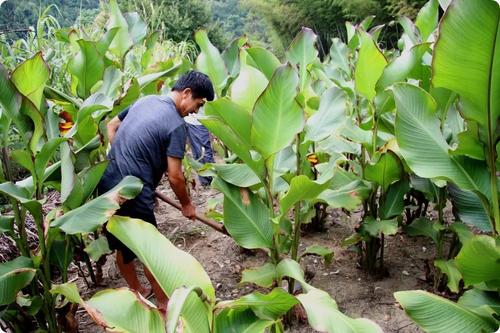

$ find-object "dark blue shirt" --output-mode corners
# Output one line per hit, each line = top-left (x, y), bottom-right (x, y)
(99, 95), (187, 213)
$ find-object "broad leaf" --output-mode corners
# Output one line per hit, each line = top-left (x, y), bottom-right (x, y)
(11, 52), (49, 109)
(246, 47), (280, 80)
(219, 288), (298, 320)
(214, 164), (261, 188)
(458, 289), (500, 314)
(167, 286), (207, 333)
(213, 177), (273, 249)
(355, 31), (387, 101)
(304, 87), (347, 142)
(107, 0), (132, 60)
(405, 217), (443, 244)
(280, 175), (331, 215)
(52, 176), (143, 234)
(433, 0), (500, 145)
(434, 259), (462, 293)
(286, 27), (318, 91)
(448, 184), (491, 232)
(84, 236), (111, 262)
(230, 62), (268, 112)
(301, 245), (334, 265)
(455, 235), (500, 288)
(415, 0), (439, 41)
(298, 288), (383, 333)
(391, 84), (491, 200)
(251, 64), (303, 159)
(195, 30), (228, 97)
(87, 288), (164, 333)
(0, 257), (35, 306)
(107, 217), (214, 332)
(362, 217), (398, 237)
(364, 152), (402, 191)
(69, 40), (105, 99)
(214, 308), (274, 333)
(394, 290), (498, 333)
(240, 263), (277, 288)
(380, 180), (410, 219)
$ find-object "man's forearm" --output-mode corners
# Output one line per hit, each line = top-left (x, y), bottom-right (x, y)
(168, 174), (191, 205)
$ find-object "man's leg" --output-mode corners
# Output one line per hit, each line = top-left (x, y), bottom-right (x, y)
(116, 250), (151, 296)
(143, 266), (169, 313)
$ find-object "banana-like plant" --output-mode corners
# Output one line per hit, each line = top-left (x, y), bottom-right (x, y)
(393, 0), (500, 331)
(53, 216), (383, 333)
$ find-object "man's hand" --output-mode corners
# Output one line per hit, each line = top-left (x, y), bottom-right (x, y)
(181, 202), (196, 220)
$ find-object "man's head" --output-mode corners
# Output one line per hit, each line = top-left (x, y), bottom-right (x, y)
(171, 71), (214, 117)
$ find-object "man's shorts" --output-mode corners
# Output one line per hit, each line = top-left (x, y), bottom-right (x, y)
(104, 199), (157, 264)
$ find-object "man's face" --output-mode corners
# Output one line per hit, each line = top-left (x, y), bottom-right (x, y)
(179, 89), (206, 117)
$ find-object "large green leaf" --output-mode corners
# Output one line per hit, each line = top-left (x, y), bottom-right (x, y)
(52, 176), (143, 234)
(355, 31), (387, 101)
(10, 52), (49, 109)
(304, 87), (347, 142)
(415, 0), (439, 41)
(195, 30), (228, 97)
(214, 164), (261, 188)
(87, 288), (164, 333)
(318, 180), (369, 211)
(376, 43), (431, 90)
(362, 216), (399, 237)
(394, 290), (498, 333)
(455, 235), (500, 288)
(212, 177), (273, 249)
(222, 36), (246, 78)
(107, 0), (132, 60)
(448, 184), (491, 232)
(201, 98), (264, 177)
(434, 259), (462, 293)
(107, 216), (214, 333)
(240, 263), (277, 288)
(405, 217), (444, 244)
(432, 0), (499, 145)
(246, 47), (281, 81)
(251, 64), (304, 159)
(124, 12), (147, 45)
(328, 38), (350, 75)
(458, 289), (500, 314)
(84, 236), (111, 262)
(230, 61), (268, 112)
(286, 27), (318, 91)
(214, 308), (274, 333)
(166, 286), (208, 333)
(34, 137), (66, 184)
(68, 40), (105, 99)
(364, 151), (402, 191)
(380, 180), (410, 219)
(0, 257), (35, 306)
(218, 288), (298, 321)
(391, 84), (491, 200)
(0, 64), (22, 123)
(297, 288), (383, 333)
(279, 175), (331, 216)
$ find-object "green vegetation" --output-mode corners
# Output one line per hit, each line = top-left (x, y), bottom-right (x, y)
(0, 0), (499, 332)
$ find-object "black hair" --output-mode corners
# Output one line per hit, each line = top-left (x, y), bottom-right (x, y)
(172, 71), (215, 101)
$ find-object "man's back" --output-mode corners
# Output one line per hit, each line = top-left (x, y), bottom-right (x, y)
(100, 95), (187, 209)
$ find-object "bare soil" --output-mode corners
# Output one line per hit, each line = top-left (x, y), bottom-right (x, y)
(76, 180), (432, 333)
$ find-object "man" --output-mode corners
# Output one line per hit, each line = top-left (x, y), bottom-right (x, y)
(98, 71), (214, 313)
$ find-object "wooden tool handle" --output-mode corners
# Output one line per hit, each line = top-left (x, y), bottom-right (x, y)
(155, 190), (228, 235)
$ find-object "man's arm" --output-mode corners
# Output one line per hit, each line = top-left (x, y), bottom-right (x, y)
(167, 156), (196, 220)
(107, 116), (121, 144)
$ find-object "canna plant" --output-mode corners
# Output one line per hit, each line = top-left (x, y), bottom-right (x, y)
(393, 0), (500, 331)
(53, 216), (383, 333)
(193, 26), (383, 330)
(0, 1), (197, 331)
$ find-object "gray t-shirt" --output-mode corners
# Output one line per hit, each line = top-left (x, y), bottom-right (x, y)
(99, 95), (187, 212)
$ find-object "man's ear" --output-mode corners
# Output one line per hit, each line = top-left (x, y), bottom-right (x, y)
(182, 88), (192, 98)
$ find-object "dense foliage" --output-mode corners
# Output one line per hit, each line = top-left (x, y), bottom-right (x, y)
(0, 0), (499, 332)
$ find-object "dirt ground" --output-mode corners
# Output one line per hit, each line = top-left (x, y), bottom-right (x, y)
(76, 180), (432, 333)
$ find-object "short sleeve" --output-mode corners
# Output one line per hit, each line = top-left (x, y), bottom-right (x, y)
(166, 124), (187, 159)
(118, 107), (130, 121)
